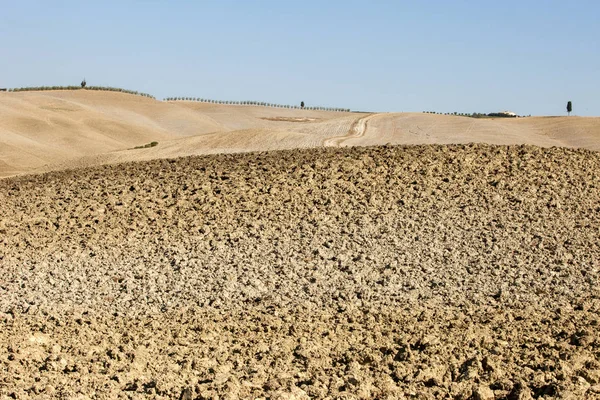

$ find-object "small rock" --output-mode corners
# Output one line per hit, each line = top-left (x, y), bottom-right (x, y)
(473, 385), (494, 400)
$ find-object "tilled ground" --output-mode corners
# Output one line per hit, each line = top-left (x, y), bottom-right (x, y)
(1, 144), (600, 399)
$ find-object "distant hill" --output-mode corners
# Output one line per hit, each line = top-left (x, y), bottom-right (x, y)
(1, 90), (599, 177)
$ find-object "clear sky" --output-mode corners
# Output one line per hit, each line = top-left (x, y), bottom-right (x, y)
(1, 1), (598, 115)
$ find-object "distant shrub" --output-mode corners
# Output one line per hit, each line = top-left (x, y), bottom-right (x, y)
(486, 113), (517, 118)
(132, 141), (158, 149)
(424, 110), (527, 118)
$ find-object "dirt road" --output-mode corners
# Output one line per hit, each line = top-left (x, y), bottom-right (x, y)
(323, 113), (377, 147)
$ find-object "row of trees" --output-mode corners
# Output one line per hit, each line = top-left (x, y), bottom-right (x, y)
(165, 97), (350, 112)
(7, 86), (155, 98)
(422, 111), (531, 118)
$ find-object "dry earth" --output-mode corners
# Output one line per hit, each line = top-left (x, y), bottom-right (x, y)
(2, 90), (600, 178)
(352, 115), (600, 151)
(0, 91), (353, 177)
(1, 144), (600, 399)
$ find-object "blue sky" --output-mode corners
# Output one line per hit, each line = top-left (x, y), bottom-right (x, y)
(1, 1), (598, 115)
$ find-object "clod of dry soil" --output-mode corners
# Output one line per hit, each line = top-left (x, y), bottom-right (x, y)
(1, 144), (600, 399)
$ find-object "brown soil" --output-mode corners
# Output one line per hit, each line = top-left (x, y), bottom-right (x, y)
(1, 144), (600, 399)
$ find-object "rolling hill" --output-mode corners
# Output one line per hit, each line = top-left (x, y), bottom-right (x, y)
(1, 90), (599, 178)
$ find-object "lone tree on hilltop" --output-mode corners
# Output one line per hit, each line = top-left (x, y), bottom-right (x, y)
(81, 79), (86, 88)
(567, 101), (572, 116)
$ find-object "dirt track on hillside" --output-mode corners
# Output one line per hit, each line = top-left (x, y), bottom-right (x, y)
(323, 114), (375, 147)
(1, 144), (600, 399)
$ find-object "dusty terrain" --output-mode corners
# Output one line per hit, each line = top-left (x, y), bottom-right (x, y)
(2, 90), (600, 178)
(0, 90), (353, 177)
(354, 114), (600, 151)
(2, 144), (600, 399)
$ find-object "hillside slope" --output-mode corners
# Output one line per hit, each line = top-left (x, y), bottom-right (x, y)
(2, 90), (600, 178)
(0, 91), (353, 177)
(346, 113), (600, 150)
